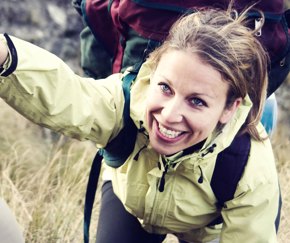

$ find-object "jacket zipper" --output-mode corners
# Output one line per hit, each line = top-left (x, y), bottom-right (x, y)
(158, 163), (168, 192)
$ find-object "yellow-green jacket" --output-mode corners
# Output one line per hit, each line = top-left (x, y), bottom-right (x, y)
(0, 35), (280, 243)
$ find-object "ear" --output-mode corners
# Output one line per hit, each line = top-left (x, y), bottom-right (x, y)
(219, 98), (242, 124)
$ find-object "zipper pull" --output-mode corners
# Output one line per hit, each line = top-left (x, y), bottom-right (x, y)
(158, 164), (168, 192)
(133, 145), (146, 161)
(255, 18), (263, 37)
(138, 120), (145, 132)
(201, 143), (216, 157)
(198, 165), (204, 184)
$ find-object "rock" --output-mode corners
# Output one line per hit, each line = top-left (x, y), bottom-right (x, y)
(0, 0), (83, 73)
(47, 3), (67, 28)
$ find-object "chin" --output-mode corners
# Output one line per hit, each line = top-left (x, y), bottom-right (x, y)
(150, 143), (178, 156)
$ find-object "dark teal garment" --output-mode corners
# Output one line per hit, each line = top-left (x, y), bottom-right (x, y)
(80, 26), (157, 78)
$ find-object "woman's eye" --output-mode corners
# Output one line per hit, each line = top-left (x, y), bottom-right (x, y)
(190, 97), (206, 107)
(159, 83), (172, 95)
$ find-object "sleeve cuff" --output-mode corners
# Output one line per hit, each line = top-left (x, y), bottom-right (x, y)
(0, 33), (18, 77)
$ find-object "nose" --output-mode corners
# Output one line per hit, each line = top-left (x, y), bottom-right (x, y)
(161, 98), (183, 123)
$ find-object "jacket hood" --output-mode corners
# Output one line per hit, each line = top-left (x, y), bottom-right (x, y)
(129, 60), (253, 158)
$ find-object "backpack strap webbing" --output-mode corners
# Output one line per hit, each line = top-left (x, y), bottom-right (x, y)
(208, 132), (251, 226)
(83, 66), (140, 243)
(84, 151), (102, 243)
(209, 132), (282, 231)
(212, 133), (251, 206)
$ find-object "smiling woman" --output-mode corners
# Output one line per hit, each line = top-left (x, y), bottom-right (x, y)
(146, 50), (241, 156)
(0, 6), (281, 243)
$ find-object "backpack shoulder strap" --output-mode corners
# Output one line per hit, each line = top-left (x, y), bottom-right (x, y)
(100, 66), (139, 167)
(83, 65), (140, 243)
(211, 133), (251, 208)
(209, 132), (282, 231)
(207, 133), (251, 226)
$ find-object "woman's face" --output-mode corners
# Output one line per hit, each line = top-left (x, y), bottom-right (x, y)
(146, 50), (241, 155)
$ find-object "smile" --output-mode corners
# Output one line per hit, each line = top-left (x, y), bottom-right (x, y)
(158, 123), (183, 139)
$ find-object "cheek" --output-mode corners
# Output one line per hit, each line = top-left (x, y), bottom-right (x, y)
(146, 98), (157, 114)
(145, 98), (158, 125)
(187, 112), (221, 133)
(146, 89), (163, 111)
(188, 120), (209, 132)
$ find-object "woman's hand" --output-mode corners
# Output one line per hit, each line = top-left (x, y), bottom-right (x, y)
(0, 39), (8, 66)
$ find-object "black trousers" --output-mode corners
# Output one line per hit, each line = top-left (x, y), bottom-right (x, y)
(95, 181), (166, 243)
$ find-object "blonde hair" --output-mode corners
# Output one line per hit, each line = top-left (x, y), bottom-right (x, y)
(148, 7), (269, 141)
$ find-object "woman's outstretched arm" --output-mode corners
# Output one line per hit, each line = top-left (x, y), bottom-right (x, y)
(0, 34), (125, 146)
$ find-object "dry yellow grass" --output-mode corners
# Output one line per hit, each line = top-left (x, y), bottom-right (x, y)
(0, 99), (98, 242)
(272, 120), (290, 242)
(0, 92), (289, 243)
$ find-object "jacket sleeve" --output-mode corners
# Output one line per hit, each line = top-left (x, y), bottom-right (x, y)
(0, 34), (125, 147)
(220, 140), (280, 243)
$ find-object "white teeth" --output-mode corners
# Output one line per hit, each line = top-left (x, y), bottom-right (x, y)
(158, 124), (182, 139)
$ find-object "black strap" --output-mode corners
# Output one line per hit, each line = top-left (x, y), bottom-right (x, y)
(208, 133), (251, 226)
(211, 133), (251, 207)
(209, 132), (282, 231)
(275, 184), (282, 233)
(83, 66), (140, 243)
(83, 151), (103, 243)
(100, 68), (138, 168)
(268, 49), (290, 96)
